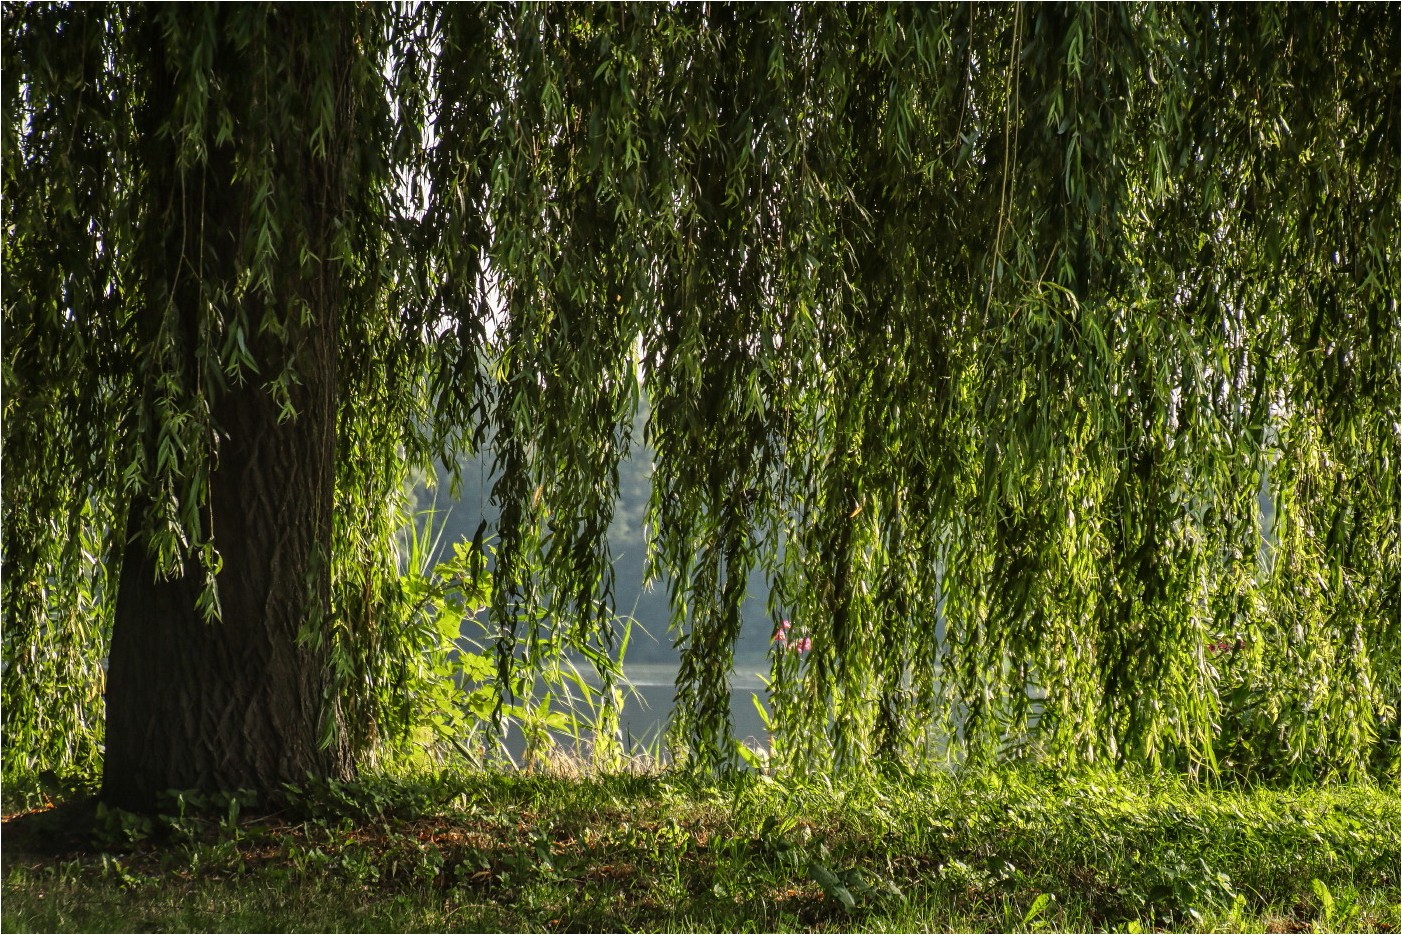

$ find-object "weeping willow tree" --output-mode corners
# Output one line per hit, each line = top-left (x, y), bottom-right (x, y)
(4, 3), (1396, 808)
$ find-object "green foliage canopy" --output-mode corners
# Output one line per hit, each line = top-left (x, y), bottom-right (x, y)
(4, 3), (1397, 783)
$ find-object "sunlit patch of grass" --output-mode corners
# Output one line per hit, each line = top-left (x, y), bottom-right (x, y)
(3, 766), (1397, 933)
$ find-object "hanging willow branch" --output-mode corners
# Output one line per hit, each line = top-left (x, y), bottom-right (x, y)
(4, 2), (1396, 784)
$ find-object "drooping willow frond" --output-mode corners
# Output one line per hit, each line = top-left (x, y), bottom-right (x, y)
(4, 3), (1395, 784)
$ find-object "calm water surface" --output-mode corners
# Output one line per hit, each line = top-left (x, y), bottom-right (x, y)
(612, 661), (771, 751)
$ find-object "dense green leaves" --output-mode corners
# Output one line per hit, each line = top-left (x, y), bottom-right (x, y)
(4, 3), (1396, 783)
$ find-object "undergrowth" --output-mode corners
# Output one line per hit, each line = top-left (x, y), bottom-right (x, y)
(2, 766), (1397, 933)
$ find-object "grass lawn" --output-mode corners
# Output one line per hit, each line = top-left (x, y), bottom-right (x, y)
(2, 765), (1397, 933)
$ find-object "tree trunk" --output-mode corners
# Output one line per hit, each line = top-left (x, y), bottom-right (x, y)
(104, 371), (349, 811)
(102, 8), (355, 811)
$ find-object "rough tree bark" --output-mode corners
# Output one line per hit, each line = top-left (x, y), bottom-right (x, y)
(102, 8), (355, 811)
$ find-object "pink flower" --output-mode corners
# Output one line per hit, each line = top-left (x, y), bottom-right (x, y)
(772, 619), (791, 643)
(789, 637), (812, 653)
(1208, 639), (1245, 657)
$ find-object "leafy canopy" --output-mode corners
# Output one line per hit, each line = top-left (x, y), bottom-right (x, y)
(4, 3), (1397, 782)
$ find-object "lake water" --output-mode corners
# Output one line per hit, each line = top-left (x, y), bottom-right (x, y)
(477, 659), (775, 763)
(611, 662), (771, 752)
